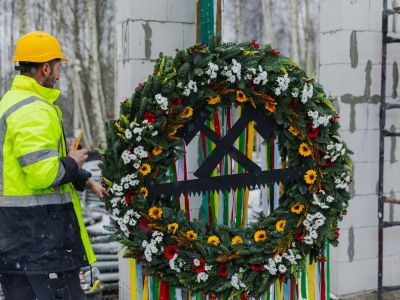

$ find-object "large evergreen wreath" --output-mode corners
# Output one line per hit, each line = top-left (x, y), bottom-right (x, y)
(100, 39), (352, 297)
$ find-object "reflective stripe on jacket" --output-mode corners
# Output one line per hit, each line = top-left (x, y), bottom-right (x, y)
(0, 75), (95, 274)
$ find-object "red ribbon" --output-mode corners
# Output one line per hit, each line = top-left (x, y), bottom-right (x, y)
(321, 260), (326, 300)
(159, 280), (170, 300)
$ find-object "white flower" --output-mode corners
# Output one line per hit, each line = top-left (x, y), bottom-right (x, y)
(253, 65), (268, 85)
(151, 130), (158, 136)
(133, 162), (140, 169)
(275, 74), (290, 96)
(205, 264), (212, 271)
(193, 259), (201, 267)
(301, 84), (313, 103)
(327, 195), (335, 203)
(169, 254), (181, 273)
(278, 264), (287, 273)
(304, 235), (314, 245)
(231, 273), (246, 290)
(196, 272), (209, 283)
(124, 129), (132, 139)
(155, 94), (168, 110)
(177, 82), (183, 88)
(292, 90), (299, 98)
(274, 255), (282, 263)
(112, 208), (120, 216)
(206, 62), (219, 79)
(310, 230), (318, 239)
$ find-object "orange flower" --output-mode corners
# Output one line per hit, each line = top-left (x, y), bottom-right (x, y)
(299, 143), (312, 157)
(139, 163), (151, 176)
(207, 235), (220, 246)
(276, 220), (286, 232)
(149, 206), (162, 219)
(236, 90), (248, 103)
(185, 230), (198, 240)
(208, 95), (221, 105)
(254, 230), (267, 242)
(180, 106), (193, 119)
(140, 187), (148, 198)
(152, 147), (163, 156)
(231, 236), (243, 245)
(291, 203), (304, 214)
(265, 100), (277, 112)
(167, 223), (179, 234)
(304, 169), (317, 185)
(288, 126), (299, 136)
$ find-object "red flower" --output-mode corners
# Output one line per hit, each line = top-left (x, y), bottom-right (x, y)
(135, 82), (145, 91)
(251, 39), (260, 49)
(198, 43), (206, 50)
(218, 264), (228, 278)
(295, 232), (304, 242)
(325, 160), (334, 167)
(170, 98), (183, 106)
(307, 124), (319, 138)
(250, 263), (264, 272)
(249, 82), (259, 89)
(272, 49), (280, 57)
(334, 228), (340, 239)
(164, 245), (179, 260)
(124, 190), (136, 205)
(144, 112), (157, 124)
(289, 101), (299, 109)
(191, 258), (205, 273)
(330, 114), (340, 122)
(139, 219), (151, 232)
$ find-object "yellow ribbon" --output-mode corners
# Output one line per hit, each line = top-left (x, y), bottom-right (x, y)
(242, 121), (254, 228)
(308, 258), (315, 300)
(129, 259), (137, 300)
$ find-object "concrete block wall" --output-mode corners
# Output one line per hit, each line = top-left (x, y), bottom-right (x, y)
(320, 0), (400, 296)
(116, 1), (195, 298)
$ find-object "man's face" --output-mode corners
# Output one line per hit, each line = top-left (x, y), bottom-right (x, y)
(41, 60), (60, 88)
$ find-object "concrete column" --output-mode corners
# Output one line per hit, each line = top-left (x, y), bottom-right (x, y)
(116, 1), (195, 298)
(319, 0), (400, 297)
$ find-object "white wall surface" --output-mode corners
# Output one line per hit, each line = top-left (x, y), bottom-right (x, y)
(320, 0), (400, 296)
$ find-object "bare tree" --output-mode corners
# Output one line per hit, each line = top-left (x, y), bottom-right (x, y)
(261, 0), (273, 45)
(86, 0), (107, 145)
(290, 0), (300, 63)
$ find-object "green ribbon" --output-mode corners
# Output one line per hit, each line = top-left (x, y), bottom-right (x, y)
(200, 0), (215, 44)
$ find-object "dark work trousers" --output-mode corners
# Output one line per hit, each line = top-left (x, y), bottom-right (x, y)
(0, 271), (86, 300)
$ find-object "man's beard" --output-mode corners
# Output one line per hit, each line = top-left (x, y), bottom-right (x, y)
(42, 72), (57, 88)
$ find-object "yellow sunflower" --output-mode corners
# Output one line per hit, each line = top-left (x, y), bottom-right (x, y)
(208, 95), (221, 105)
(148, 206), (162, 219)
(140, 187), (148, 198)
(299, 143), (312, 157)
(254, 230), (267, 242)
(231, 235), (243, 245)
(291, 203), (304, 214)
(167, 223), (179, 234)
(276, 220), (286, 232)
(288, 126), (299, 136)
(152, 147), (163, 156)
(139, 163), (151, 176)
(236, 90), (248, 103)
(181, 106), (193, 119)
(207, 235), (220, 246)
(185, 230), (198, 241)
(304, 169), (317, 185)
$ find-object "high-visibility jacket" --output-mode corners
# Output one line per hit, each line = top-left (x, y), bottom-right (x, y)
(0, 75), (95, 274)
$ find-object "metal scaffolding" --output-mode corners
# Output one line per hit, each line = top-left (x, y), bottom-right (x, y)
(379, 0), (400, 298)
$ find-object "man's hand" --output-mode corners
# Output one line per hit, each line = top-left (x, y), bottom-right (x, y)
(68, 148), (88, 168)
(87, 178), (108, 199)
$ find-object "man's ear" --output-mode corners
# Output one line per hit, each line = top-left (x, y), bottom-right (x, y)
(40, 62), (51, 77)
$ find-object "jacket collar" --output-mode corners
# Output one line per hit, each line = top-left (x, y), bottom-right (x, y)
(10, 75), (61, 104)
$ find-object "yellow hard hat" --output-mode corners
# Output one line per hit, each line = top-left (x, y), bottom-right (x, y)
(13, 31), (69, 63)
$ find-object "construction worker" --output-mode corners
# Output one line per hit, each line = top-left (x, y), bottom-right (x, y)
(0, 31), (106, 299)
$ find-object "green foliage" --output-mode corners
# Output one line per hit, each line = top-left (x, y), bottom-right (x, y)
(99, 37), (352, 297)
